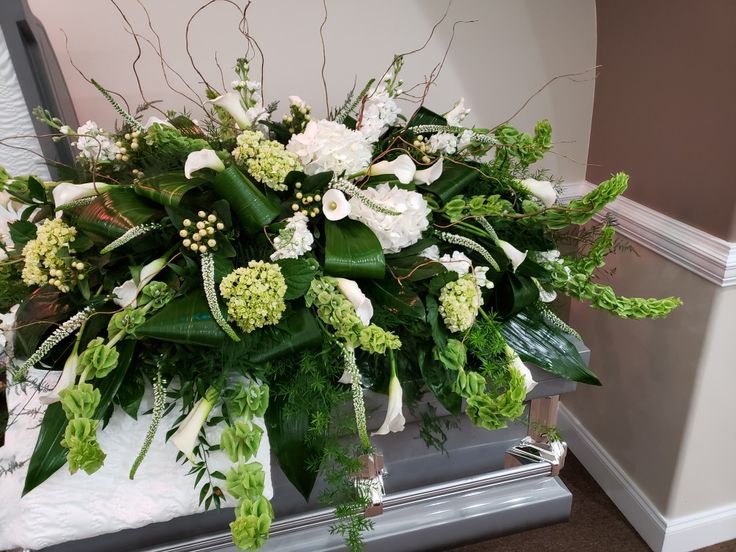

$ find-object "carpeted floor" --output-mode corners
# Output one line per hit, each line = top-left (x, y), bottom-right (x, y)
(446, 453), (736, 552)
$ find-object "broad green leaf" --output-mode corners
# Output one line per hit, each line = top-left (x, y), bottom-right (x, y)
(8, 219), (37, 250)
(212, 165), (280, 235)
(501, 309), (600, 386)
(418, 348), (462, 416)
(324, 219), (385, 279)
(71, 188), (161, 243)
(362, 280), (425, 321)
(116, 369), (145, 419)
(134, 172), (207, 206)
(406, 106), (447, 128)
(493, 272), (540, 318)
(276, 258), (319, 300)
(248, 307), (322, 363)
(23, 341), (136, 494)
(136, 290), (228, 347)
(424, 162), (482, 203)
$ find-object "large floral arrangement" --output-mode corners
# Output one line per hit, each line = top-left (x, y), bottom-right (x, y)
(0, 45), (680, 550)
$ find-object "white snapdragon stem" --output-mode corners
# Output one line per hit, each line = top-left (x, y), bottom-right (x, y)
(368, 154), (416, 184)
(506, 346), (537, 394)
(372, 352), (406, 436)
(52, 182), (114, 208)
(334, 278), (373, 326)
(498, 240), (528, 272)
(322, 189), (351, 221)
(519, 178), (557, 208)
(38, 338), (81, 405)
(170, 387), (219, 463)
(412, 158), (443, 185)
(112, 254), (168, 308)
(209, 92), (251, 129)
(184, 149), (225, 179)
(444, 98), (471, 126)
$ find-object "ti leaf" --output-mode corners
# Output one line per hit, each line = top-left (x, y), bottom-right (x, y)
(134, 172), (207, 206)
(212, 165), (280, 235)
(13, 286), (71, 359)
(424, 162), (481, 203)
(71, 188), (161, 243)
(324, 219), (385, 279)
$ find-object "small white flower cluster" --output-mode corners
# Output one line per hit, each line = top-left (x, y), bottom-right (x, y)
(422, 246), (494, 289)
(444, 98), (471, 126)
(73, 121), (119, 162)
(359, 86), (401, 143)
(270, 212), (314, 261)
(286, 120), (373, 176)
(348, 184), (430, 254)
(426, 129), (474, 155)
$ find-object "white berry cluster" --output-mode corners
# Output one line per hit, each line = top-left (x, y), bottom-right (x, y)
(180, 211), (225, 254)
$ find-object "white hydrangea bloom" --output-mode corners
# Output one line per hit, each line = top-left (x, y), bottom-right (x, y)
(348, 184), (430, 253)
(270, 212), (315, 261)
(422, 246), (494, 289)
(359, 88), (401, 143)
(73, 121), (119, 161)
(287, 120), (373, 176)
(457, 130), (474, 151)
(426, 132), (458, 155)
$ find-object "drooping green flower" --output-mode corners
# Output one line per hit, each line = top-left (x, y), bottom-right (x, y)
(60, 417), (106, 474)
(107, 307), (146, 338)
(230, 497), (273, 551)
(225, 461), (266, 501)
(438, 273), (481, 333)
(59, 382), (100, 419)
(77, 337), (120, 380)
(219, 261), (287, 334)
(220, 419), (263, 463)
(138, 281), (175, 310)
(229, 381), (269, 419)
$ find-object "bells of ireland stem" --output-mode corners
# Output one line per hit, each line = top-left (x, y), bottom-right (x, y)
(112, 255), (168, 308)
(52, 182), (114, 208)
(519, 178), (557, 208)
(171, 386), (219, 464)
(184, 149), (225, 179)
(372, 354), (406, 436)
(497, 240), (527, 272)
(39, 347), (79, 404)
(334, 277), (373, 326)
(412, 157), (444, 185)
(368, 154), (416, 184)
(506, 345), (537, 394)
(322, 188), (351, 221)
(209, 92), (251, 129)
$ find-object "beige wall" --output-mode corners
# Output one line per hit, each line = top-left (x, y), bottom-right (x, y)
(27, 0), (597, 183)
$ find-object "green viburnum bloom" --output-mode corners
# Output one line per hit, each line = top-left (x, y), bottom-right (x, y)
(220, 420), (264, 463)
(219, 261), (287, 334)
(60, 417), (106, 474)
(225, 461), (266, 501)
(438, 273), (482, 333)
(59, 382), (100, 419)
(77, 337), (119, 379)
(229, 382), (269, 419)
(230, 497), (273, 551)
(108, 307), (146, 337)
(138, 281), (175, 310)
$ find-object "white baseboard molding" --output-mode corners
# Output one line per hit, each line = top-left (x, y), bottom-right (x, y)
(558, 405), (736, 552)
(561, 181), (736, 287)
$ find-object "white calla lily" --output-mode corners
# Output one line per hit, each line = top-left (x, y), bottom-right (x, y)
(372, 369), (406, 436)
(520, 178), (557, 208)
(335, 277), (374, 326)
(170, 388), (218, 463)
(322, 188), (351, 221)
(507, 346), (537, 394)
(39, 349), (79, 405)
(184, 149), (225, 179)
(368, 154), (416, 184)
(112, 255), (168, 308)
(412, 158), (443, 185)
(498, 240), (527, 272)
(52, 182), (113, 208)
(209, 92), (251, 129)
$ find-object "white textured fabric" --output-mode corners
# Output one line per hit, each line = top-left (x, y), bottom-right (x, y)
(0, 369), (272, 550)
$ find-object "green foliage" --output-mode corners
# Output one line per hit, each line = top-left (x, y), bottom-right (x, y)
(542, 173), (629, 229)
(493, 120), (552, 168)
(443, 194), (512, 222)
(0, 261), (27, 312)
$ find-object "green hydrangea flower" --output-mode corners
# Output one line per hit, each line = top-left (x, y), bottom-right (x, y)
(220, 419), (264, 463)
(226, 461), (265, 501)
(220, 261), (287, 334)
(438, 273), (481, 333)
(59, 382), (100, 419)
(21, 218), (82, 293)
(232, 130), (300, 192)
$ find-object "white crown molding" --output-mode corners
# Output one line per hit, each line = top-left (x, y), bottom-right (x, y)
(559, 405), (736, 552)
(560, 181), (736, 287)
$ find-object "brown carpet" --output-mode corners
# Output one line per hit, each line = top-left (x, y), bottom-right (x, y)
(447, 453), (736, 552)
